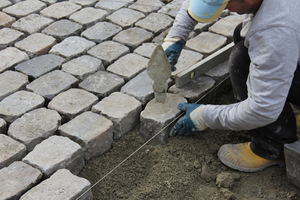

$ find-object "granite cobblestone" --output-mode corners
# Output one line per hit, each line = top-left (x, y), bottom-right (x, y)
(0, 0), (243, 198)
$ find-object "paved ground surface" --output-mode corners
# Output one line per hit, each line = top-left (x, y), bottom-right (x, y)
(0, 0), (247, 199)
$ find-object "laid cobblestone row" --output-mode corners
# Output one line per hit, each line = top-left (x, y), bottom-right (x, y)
(0, 0), (244, 198)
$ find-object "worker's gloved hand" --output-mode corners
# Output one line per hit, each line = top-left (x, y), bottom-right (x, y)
(162, 37), (185, 71)
(170, 103), (206, 136)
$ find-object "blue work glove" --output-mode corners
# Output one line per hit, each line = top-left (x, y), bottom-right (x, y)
(169, 103), (201, 136)
(162, 38), (186, 71)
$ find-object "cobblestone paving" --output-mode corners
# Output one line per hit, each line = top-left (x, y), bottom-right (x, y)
(0, 0), (244, 199)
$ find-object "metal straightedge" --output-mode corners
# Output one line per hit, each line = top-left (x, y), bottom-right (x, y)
(173, 42), (234, 88)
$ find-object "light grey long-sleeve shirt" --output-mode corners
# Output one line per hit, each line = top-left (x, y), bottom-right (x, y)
(168, 0), (300, 130)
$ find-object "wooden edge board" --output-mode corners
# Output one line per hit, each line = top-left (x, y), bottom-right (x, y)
(174, 42), (234, 88)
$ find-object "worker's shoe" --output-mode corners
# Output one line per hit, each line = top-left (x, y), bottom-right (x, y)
(218, 142), (281, 172)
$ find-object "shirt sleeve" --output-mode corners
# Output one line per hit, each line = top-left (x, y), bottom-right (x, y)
(166, 0), (198, 41)
(201, 27), (299, 130)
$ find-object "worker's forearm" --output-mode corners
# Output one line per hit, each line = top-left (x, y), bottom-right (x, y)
(166, 0), (197, 41)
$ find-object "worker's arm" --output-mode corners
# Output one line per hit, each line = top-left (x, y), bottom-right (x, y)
(201, 27), (299, 130)
(162, 0), (197, 70)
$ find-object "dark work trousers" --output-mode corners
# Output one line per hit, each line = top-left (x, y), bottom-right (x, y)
(229, 23), (299, 160)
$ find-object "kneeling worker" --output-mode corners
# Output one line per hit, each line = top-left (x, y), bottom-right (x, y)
(163, 0), (300, 172)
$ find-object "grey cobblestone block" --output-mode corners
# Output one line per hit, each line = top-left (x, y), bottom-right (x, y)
(69, 7), (108, 26)
(88, 41), (129, 67)
(3, 0), (46, 17)
(0, 161), (42, 200)
(95, 0), (133, 11)
(107, 8), (145, 28)
(12, 14), (53, 34)
(40, 1), (81, 19)
(205, 61), (229, 81)
(158, 0), (183, 18)
(169, 76), (215, 102)
(194, 21), (216, 34)
(0, 70), (28, 101)
(0, 118), (6, 133)
(62, 55), (104, 80)
(92, 92), (142, 140)
(129, 0), (165, 13)
(79, 70), (125, 98)
(20, 169), (93, 200)
(284, 140), (300, 189)
(22, 135), (85, 177)
(59, 111), (113, 160)
(136, 13), (173, 33)
(0, 12), (16, 28)
(14, 33), (56, 57)
(121, 70), (154, 105)
(209, 15), (244, 38)
(113, 27), (153, 49)
(0, 47), (28, 72)
(172, 49), (203, 75)
(186, 32), (227, 55)
(134, 42), (156, 58)
(15, 54), (65, 79)
(0, 134), (26, 169)
(81, 22), (122, 43)
(26, 70), (79, 100)
(0, 28), (24, 49)
(107, 53), (149, 81)
(0, 91), (45, 123)
(8, 108), (61, 152)
(48, 88), (98, 120)
(140, 93), (187, 144)
(0, 0), (12, 9)
(42, 19), (83, 41)
(50, 36), (95, 58)
(70, 0), (98, 6)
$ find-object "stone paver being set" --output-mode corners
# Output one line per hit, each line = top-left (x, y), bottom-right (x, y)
(0, 0), (250, 198)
